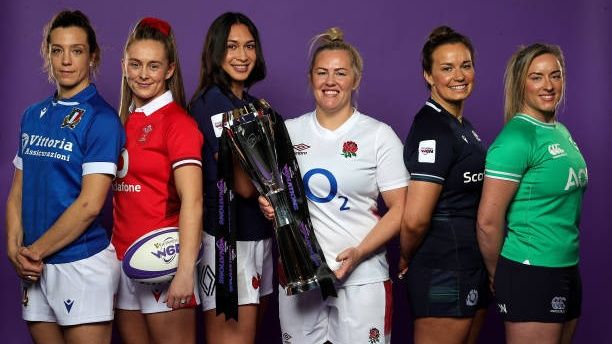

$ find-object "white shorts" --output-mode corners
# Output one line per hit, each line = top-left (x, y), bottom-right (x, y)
(278, 280), (392, 344)
(21, 244), (120, 326)
(198, 232), (273, 311)
(116, 263), (201, 314)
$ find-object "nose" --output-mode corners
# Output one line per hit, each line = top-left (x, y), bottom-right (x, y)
(62, 51), (71, 66)
(236, 46), (248, 61)
(324, 73), (336, 85)
(138, 66), (148, 80)
(543, 76), (553, 90)
(453, 68), (465, 81)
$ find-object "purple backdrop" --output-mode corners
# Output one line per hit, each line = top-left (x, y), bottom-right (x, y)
(2, 1), (610, 342)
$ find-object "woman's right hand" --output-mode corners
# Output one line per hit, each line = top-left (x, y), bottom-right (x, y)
(258, 196), (275, 220)
(8, 247), (43, 282)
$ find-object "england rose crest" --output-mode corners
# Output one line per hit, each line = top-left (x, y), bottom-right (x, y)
(368, 327), (380, 343)
(341, 141), (358, 158)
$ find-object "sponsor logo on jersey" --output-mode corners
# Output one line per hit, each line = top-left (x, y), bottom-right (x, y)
(61, 108), (85, 129)
(548, 143), (566, 158)
(282, 332), (292, 344)
(463, 171), (484, 184)
(564, 167), (588, 191)
(63, 299), (75, 313)
(418, 140), (436, 163)
(21, 132), (74, 162)
(369, 327), (381, 343)
(550, 296), (567, 314)
(341, 141), (358, 158)
(152, 287), (163, 302)
(139, 124), (153, 143)
(497, 303), (507, 313)
(211, 113), (224, 138)
(471, 130), (481, 142)
(293, 143), (310, 155)
(466, 289), (479, 306)
(39, 107), (48, 118)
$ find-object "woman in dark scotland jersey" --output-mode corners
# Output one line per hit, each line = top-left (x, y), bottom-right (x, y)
(189, 12), (273, 344)
(477, 44), (586, 344)
(6, 10), (124, 344)
(400, 26), (489, 344)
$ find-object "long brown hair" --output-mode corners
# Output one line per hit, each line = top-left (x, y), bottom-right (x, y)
(119, 17), (185, 123)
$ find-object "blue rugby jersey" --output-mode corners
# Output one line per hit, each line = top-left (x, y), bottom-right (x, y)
(14, 84), (125, 264)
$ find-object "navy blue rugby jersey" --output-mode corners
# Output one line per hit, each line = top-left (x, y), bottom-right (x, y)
(403, 99), (486, 269)
(190, 86), (272, 241)
(14, 84), (125, 264)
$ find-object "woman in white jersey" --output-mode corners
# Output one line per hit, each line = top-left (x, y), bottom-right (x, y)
(478, 44), (587, 343)
(260, 27), (409, 344)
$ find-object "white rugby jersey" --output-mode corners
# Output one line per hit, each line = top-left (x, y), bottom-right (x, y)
(286, 110), (409, 286)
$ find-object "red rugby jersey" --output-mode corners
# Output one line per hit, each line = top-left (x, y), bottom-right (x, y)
(112, 91), (203, 259)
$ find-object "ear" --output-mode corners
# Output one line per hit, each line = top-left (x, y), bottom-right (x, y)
(352, 74), (361, 90)
(165, 62), (176, 80)
(423, 70), (434, 88)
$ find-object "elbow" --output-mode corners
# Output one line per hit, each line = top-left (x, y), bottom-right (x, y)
(401, 218), (429, 238)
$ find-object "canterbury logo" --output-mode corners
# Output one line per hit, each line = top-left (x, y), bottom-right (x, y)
(548, 143), (566, 157)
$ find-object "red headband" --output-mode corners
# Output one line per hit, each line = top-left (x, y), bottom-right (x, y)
(139, 17), (171, 36)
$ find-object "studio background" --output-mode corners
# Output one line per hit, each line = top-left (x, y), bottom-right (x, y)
(2, 1), (609, 342)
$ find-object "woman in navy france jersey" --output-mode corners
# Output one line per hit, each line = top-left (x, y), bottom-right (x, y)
(189, 12), (272, 344)
(399, 26), (489, 344)
(6, 10), (124, 344)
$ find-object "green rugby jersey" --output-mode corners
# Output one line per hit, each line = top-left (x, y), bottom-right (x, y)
(485, 113), (587, 267)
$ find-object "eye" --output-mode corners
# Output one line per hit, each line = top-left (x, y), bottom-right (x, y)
(226, 43), (237, 51)
(246, 43), (256, 50)
(529, 75), (542, 81)
(551, 73), (562, 80)
(442, 66), (453, 72)
(51, 47), (62, 55)
(335, 70), (347, 77)
(315, 70), (327, 76)
(150, 64), (161, 71)
(128, 62), (140, 69)
(72, 49), (83, 55)
(461, 63), (473, 70)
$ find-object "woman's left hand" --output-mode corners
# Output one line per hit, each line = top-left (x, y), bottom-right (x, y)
(334, 247), (364, 280)
(165, 271), (194, 310)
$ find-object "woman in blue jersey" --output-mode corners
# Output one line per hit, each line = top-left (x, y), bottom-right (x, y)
(189, 12), (272, 344)
(399, 26), (489, 343)
(5, 10), (124, 344)
(478, 44), (586, 344)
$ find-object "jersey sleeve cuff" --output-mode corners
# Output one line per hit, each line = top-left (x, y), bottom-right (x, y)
(82, 162), (117, 176)
(409, 173), (445, 184)
(13, 155), (23, 170)
(172, 158), (202, 170)
(484, 169), (521, 182)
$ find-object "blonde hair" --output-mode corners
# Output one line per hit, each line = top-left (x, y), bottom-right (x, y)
(308, 27), (363, 93)
(503, 43), (565, 122)
(119, 17), (185, 123)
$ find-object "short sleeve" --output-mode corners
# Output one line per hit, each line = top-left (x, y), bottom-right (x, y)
(190, 88), (235, 155)
(485, 124), (531, 182)
(167, 114), (204, 170)
(375, 123), (410, 192)
(403, 113), (454, 184)
(82, 110), (126, 176)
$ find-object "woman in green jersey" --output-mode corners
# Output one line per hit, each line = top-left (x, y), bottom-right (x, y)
(477, 44), (587, 344)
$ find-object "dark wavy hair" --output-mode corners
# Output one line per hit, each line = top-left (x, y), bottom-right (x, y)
(421, 26), (475, 88)
(191, 12), (266, 102)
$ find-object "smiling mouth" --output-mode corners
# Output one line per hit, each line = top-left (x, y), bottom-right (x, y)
(449, 84), (468, 90)
(540, 94), (556, 101)
(323, 90), (339, 96)
(231, 64), (250, 72)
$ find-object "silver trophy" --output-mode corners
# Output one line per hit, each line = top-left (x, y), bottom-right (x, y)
(222, 99), (336, 297)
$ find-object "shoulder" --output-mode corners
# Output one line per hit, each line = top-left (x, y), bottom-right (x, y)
(85, 93), (120, 123)
(355, 111), (397, 137)
(190, 86), (233, 115)
(493, 116), (536, 146)
(285, 111), (313, 130)
(22, 96), (53, 120)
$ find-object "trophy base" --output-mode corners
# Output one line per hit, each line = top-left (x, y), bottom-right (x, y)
(285, 277), (321, 296)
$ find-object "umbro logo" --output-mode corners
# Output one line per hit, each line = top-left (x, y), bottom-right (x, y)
(498, 303), (507, 314)
(293, 143), (310, 155)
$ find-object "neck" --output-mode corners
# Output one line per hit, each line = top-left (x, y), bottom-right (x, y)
(57, 82), (89, 100)
(230, 82), (244, 99)
(431, 93), (464, 120)
(521, 109), (556, 123)
(315, 105), (353, 130)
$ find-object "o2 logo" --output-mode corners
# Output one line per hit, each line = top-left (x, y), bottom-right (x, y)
(117, 148), (129, 179)
(303, 168), (350, 211)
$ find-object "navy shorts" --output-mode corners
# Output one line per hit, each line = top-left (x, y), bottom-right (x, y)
(494, 256), (582, 322)
(406, 263), (491, 318)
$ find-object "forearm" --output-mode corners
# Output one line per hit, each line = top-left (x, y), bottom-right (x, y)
(357, 203), (403, 258)
(176, 201), (203, 277)
(476, 222), (504, 277)
(6, 189), (23, 259)
(399, 219), (429, 261)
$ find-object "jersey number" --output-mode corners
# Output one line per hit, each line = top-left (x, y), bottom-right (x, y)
(303, 168), (350, 211)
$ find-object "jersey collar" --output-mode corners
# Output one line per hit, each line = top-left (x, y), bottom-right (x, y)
(53, 83), (97, 106)
(132, 90), (173, 116)
(425, 98), (462, 123)
(515, 113), (557, 128)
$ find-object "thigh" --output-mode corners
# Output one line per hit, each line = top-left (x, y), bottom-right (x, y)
(203, 304), (258, 344)
(27, 321), (64, 344)
(278, 286), (328, 344)
(115, 309), (150, 344)
(330, 281), (393, 344)
(414, 317), (473, 344)
(146, 308), (196, 344)
(43, 245), (120, 326)
(63, 321), (113, 344)
(505, 321), (563, 344)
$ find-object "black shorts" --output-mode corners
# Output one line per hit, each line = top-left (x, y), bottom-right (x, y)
(494, 256), (582, 322)
(406, 263), (491, 318)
